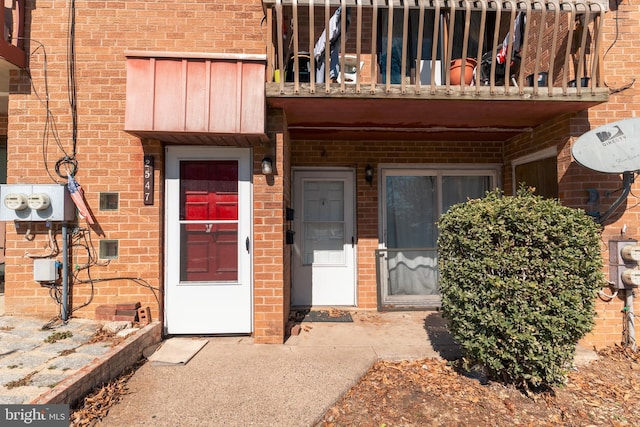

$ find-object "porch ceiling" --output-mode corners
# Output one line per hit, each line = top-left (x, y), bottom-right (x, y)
(267, 96), (606, 142)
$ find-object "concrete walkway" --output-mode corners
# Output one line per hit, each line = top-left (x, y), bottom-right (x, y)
(0, 308), (597, 426)
(97, 311), (462, 427)
(0, 315), (105, 404)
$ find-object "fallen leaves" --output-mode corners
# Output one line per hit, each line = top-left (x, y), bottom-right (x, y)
(70, 362), (142, 427)
(87, 329), (125, 347)
(5, 371), (37, 389)
(317, 346), (640, 427)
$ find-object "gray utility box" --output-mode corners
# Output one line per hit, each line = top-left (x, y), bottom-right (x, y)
(33, 259), (59, 282)
(0, 184), (76, 222)
(609, 239), (640, 289)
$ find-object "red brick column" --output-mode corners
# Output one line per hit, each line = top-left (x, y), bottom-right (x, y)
(253, 109), (288, 343)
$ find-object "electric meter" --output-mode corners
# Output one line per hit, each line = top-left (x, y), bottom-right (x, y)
(621, 245), (640, 263)
(621, 268), (640, 287)
(27, 193), (51, 210)
(0, 184), (75, 221)
(4, 193), (29, 210)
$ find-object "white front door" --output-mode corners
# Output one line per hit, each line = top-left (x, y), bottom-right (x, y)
(292, 170), (356, 306)
(165, 147), (252, 334)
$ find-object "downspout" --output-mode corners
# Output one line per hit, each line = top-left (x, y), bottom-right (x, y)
(625, 289), (636, 351)
(61, 223), (69, 321)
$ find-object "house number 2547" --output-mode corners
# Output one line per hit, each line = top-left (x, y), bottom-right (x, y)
(144, 155), (154, 205)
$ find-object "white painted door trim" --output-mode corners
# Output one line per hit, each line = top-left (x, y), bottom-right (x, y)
(292, 168), (356, 307)
(164, 146), (253, 334)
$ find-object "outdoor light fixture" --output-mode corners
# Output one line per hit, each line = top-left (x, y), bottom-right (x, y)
(365, 164), (373, 185)
(261, 157), (273, 175)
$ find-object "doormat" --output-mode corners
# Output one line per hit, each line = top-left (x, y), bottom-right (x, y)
(294, 309), (353, 323)
(148, 338), (208, 366)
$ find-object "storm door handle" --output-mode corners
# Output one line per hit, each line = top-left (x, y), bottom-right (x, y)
(246, 237), (250, 253)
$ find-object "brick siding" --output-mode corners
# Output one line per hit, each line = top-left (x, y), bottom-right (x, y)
(292, 139), (503, 310)
(5, 1), (266, 324)
(4, 0), (640, 348)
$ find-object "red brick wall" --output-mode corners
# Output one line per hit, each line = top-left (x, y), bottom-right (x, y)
(0, 114), (7, 136)
(503, 0), (640, 351)
(254, 108), (289, 344)
(5, 1), (266, 322)
(580, 2), (640, 348)
(559, 3), (640, 349)
(291, 139), (503, 310)
(6, 0), (640, 349)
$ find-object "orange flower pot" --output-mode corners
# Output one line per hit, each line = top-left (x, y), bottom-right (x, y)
(449, 58), (477, 85)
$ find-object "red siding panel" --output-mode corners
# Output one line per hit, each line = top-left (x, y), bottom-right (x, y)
(241, 62), (266, 134)
(125, 55), (265, 137)
(209, 61), (241, 133)
(125, 58), (155, 131)
(185, 60), (209, 132)
(154, 59), (185, 131)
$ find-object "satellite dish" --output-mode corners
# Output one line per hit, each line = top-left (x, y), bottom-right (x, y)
(572, 118), (640, 173)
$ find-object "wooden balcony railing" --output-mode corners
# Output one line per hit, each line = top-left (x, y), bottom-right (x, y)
(0, 0), (26, 70)
(263, 0), (607, 98)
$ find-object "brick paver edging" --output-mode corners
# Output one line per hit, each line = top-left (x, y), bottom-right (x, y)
(29, 322), (162, 406)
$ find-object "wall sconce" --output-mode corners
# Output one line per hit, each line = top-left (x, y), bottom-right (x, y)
(365, 164), (373, 186)
(261, 157), (273, 175)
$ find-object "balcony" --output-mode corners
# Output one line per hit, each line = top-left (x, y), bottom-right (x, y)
(262, 0), (609, 141)
(0, 0), (26, 114)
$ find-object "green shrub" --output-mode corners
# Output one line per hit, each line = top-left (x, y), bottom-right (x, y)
(438, 187), (605, 388)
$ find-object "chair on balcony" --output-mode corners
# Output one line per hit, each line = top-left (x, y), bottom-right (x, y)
(336, 55), (364, 85)
(479, 47), (521, 86)
(285, 52), (311, 83)
(479, 11), (526, 86)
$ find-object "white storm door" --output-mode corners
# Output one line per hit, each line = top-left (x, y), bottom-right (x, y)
(292, 170), (356, 306)
(165, 147), (252, 334)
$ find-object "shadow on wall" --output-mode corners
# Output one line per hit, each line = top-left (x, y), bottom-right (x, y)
(560, 161), (627, 226)
(423, 312), (462, 361)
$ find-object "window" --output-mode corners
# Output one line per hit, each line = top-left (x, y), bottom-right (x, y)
(512, 148), (558, 199)
(379, 166), (499, 308)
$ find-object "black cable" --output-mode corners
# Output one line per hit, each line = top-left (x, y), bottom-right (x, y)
(74, 277), (161, 309)
(67, 0), (78, 158)
(68, 228), (161, 313)
(55, 156), (78, 178)
(25, 40), (70, 184)
(602, 4), (635, 94)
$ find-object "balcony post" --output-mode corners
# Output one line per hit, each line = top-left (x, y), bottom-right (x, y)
(309, 0), (316, 93)
(415, 0), (426, 94)
(562, 1), (577, 94)
(473, 0), (488, 96)
(430, 0), (441, 94)
(339, 0), (347, 93)
(276, 0), (285, 94)
(370, 0), (378, 94)
(502, 0), (517, 92)
(591, 2), (605, 90)
(548, 0), (561, 96)
(292, 0), (300, 93)
(488, 0), (502, 93)
(444, 1), (456, 89)
(355, 0), (362, 93)
(517, 1), (532, 94)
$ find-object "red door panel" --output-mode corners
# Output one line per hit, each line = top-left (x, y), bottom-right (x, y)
(179, 161), (239, 281)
